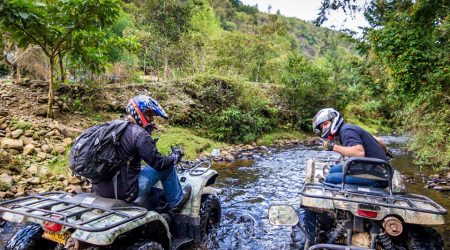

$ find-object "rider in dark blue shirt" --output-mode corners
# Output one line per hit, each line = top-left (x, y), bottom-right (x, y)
(312, 108), (389, 187)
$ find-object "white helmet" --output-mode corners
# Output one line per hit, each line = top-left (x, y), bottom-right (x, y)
(312, 108), (344, 138)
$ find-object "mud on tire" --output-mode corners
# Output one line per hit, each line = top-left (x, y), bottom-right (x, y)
(406, 225), (444, 250)
(126, 240), (164, 250)
(199, 194), (221, 239)
(5, 223), (56, 250)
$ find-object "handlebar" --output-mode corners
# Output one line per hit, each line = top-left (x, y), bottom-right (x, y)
(176, 159), (213, 176)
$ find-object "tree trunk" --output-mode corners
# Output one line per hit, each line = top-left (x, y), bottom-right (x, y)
(14, 64), (20, 81)
(47, 57), (54, 118)
(59, 52), (65, 82)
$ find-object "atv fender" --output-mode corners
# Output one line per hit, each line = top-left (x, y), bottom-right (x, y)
(71, 211), (171, 246)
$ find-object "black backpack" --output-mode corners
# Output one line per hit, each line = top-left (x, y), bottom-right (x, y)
(69, 120), (130, 183)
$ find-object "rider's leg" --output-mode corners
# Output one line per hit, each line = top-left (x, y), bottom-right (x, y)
(329, 164), (343, 174)
(325, 172), (388, 188)
(136, 165), (183, 208)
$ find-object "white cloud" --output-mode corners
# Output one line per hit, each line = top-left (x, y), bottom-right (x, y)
(240, 0), (368, 34)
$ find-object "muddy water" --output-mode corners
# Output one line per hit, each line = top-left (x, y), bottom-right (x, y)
(207, 136), (449, 249)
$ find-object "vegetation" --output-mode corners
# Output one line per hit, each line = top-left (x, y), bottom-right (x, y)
(1, 0), (448, 168)
(316, 0), (449, 169)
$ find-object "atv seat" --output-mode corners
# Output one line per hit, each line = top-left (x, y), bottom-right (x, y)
(342, 157), (393, 195)
(66, 193), (133, 209)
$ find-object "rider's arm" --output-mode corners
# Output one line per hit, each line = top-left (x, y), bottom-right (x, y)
(136, 130), (177, 171)
(336, 127), (365, 157)
(332, 144), (365, 157)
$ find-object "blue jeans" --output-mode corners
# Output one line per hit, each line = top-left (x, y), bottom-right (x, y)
(134, 165), (183, 208)
(325, 164), (388, 188)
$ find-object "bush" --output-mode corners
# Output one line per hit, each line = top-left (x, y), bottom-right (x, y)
(402, 94), (449, 169)
(208, 106), (270, 143)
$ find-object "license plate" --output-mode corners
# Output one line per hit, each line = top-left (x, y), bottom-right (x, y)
(42, 230), (71, 244)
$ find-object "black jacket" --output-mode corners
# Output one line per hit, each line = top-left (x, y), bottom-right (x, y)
(91, 123), (176, 201)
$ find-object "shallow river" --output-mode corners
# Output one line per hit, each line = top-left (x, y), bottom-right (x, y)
(206, 136), (449, 249)
(1, 137), (448, 249)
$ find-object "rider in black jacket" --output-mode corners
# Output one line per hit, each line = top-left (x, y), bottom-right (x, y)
(92, 95), (191, 212)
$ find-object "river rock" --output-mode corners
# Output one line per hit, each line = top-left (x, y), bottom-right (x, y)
(54, 144), (66, 154)
(27, 165), (39, 175)
(36, 152), (47, 160)
(28, 177), (40, 185)
(35, 106), (47, 117)
(62, 137), (73, 146)
(0, 173), (13, 191)
(0, 138), (23, 150)
(433, 185), (450, 192)
(69, 176), (82, 185)
(0, 108), (8, 117)
(58, 124), (81, 138)
(23, 144), (35, 156)
(224, 154), (235, 162)
(41, 144), (51, 153)
(8, 149), (20, 155)
(0, 123), (7, 130)
(68, 184), (82, 193)
(21, 136), (34, 145)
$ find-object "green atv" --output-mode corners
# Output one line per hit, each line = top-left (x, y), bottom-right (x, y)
(269, 157), (447, 250)
(0, 159), (221, 250)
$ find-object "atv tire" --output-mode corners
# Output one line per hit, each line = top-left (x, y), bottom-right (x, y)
(126, 240), (164, 250)
(199, 194), (221, 239)
(5, 223), (56, 250)
(291, 224), (307, 250)
(406, 225), (444, 250)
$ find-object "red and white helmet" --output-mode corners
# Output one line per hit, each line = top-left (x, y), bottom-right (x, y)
(312, 108), (344, 139)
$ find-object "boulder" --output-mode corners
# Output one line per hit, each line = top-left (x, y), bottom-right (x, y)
(37, 152), (47, 160)
(224, 154), (235, 162)
(69, 176), (82, 185)
(0, 108), (8, 117)
(58, 124), (81, 138)
(0, 173), (13, 191)
(21, 136), (34, 145)
(54, 145), (66, 155)
(23, 144), (35, 156)
(28, 177), (40, 185)
(41, 144), (51, 153)
(62, 137), (73, 146)
(35, 106), (48, 117)
(0, 138), (23, 150)
(27, 165), (39, 175)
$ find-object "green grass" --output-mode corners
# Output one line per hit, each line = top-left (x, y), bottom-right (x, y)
(258, 130), (309, 146)
(46, 148), (71, 175)
(154, 127), (226, 159)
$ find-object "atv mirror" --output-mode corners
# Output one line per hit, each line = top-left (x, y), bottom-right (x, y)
(268, 205), (299, 226)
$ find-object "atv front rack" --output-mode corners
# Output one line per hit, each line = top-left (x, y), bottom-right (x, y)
(300, 183), (447, 215)
(0, 192), (148, 232)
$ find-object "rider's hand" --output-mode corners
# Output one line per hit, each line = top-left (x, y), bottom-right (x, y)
(171, 146), (184, 164)
(322, 140), (335, 151)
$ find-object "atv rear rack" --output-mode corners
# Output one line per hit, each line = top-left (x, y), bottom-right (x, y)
(300, 183), (447, 215)
(0, 192), (148, 232)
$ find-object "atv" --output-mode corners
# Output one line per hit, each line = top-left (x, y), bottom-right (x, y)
(0, 158), (221, 250)
(268, 157), (447, 250)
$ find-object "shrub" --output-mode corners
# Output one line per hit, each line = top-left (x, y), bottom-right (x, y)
(208, 106), (270, 143)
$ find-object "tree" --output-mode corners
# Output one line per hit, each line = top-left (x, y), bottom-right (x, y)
(315, 0), (450, 168)
(0, 0), (123, 118)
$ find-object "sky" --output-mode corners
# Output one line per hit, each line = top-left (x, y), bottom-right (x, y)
(240, 0), (368, 34)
